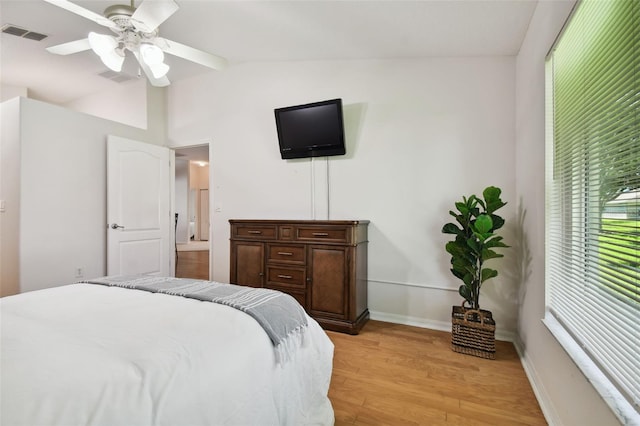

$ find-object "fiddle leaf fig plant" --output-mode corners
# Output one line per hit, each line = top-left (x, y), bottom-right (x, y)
(442, 186), (509, 310)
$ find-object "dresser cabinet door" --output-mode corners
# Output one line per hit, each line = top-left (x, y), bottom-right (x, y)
(230, 241), (264, 288)
(308, 245), (348, 319)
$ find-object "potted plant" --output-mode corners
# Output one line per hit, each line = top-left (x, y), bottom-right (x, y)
(441, 186), (508, 359)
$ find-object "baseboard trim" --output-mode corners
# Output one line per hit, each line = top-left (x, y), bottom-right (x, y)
(369, 310), (516, 342)
(512, 335), (558, 426)
(370, 310), (451, 333)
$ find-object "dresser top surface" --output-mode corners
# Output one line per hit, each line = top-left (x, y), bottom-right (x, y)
(229, 219), (369, 225)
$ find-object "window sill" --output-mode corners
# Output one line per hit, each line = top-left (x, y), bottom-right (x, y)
(542, 314), (639, 424)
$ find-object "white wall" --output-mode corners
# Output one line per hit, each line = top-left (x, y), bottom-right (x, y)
(1, 84), (28, 102)
(514, 1), (620, 425)
(3, 79), (159, 135)
(63, 79), (147, 129)
(175, 158), (190, 244)
(189, 162), (210, 242)
(168, 57), (519, 338)
(1, 97), (159, 293)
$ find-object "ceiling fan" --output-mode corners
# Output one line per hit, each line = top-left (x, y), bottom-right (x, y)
(43, 0), (227, 87)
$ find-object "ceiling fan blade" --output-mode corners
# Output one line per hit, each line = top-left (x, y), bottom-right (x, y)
(157, 38), (228, 71)
(42, 0), (117, 29)
(131, 0), (179, 33)
(46, 38), (91, 55)
(133, 51), (170, 87)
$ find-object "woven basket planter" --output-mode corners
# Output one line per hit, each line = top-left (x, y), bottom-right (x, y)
(451, 305), (496, 359)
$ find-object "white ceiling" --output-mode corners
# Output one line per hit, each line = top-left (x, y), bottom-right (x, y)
(0, 0), (539, 105)
(175, 144), (208, 162)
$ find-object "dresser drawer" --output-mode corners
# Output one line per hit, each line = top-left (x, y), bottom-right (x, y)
(267, 244), (305, 264)
(296, 226), (350, 243)
(232, 224), (277, 240)
(267, 266), (306, 288)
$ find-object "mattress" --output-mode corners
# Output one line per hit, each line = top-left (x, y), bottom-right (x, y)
(0, 282), (335, 425)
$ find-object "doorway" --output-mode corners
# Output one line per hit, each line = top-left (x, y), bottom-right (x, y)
(174, 145), (210, 280)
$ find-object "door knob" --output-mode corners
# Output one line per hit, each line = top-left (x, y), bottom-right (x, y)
(110, 223), (125, 230)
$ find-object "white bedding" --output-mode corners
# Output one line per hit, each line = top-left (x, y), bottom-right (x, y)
(0, 283), (335, 426)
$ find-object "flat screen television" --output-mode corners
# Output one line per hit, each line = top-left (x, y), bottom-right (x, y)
(274, 98), (346, 159)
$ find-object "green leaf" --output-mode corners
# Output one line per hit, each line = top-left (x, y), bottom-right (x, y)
(442, 223), (461, 235)
(464, 264), (477, 276)
(463, 273), (474, 287)
(466, 237), (481, 254)
(476, 198), (486, 210)
(466, 254), (479, 265)
(481, 268), (498, 282)
(455, 202), (468, 215)
(472, 231), (487, 242)
(455, 215), (470, 229)
(483, 186), (501, 203)
(446, 241), (467, 257)
(451, 268), (465, 280)
(474, 214), (493, 234)
(452, 257), (471, 271)
(485, 236), (509, 249)
(490, 214), (505, 230)
(481, 249), (504, 260)
(483, 186), (507, 214)
(487, 201), (506, 215)
(452, 252), (473, 265)
(459, 285), (472, 304)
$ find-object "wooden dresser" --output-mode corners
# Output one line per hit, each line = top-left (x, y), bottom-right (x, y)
(229, 219), (369, 334)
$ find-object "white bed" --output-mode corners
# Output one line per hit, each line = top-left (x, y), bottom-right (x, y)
(0, 282), (335, 426)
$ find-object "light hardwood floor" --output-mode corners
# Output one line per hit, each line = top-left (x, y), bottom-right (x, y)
(175, 250), (209, 280)
(173, 255), (544, 424)
(327, 321), (545, 426)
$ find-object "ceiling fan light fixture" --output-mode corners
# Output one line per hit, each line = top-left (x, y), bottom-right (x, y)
(149, 62), (170, 79)
(88, 31), (116, 56)
(100, 49), (125, 72)
(88, 31), (124, 72)
(140, 43), (169, 78)
(140, 43), (164, 65)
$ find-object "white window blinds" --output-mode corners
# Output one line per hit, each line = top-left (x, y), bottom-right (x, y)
(546, 0), (639, 418)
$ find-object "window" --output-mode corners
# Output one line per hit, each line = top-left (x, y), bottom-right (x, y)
(545, 0), (639, 421)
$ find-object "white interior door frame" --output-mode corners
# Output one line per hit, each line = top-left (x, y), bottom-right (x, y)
(199, 189), (210, 241)
(170, 139), (212, 280)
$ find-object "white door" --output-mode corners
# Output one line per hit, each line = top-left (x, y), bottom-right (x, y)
(107, 136), (173, 276)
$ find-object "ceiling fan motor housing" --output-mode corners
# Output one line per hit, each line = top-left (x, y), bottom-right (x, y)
(104, 4), (135, 25)
(104, 4), (157, 50)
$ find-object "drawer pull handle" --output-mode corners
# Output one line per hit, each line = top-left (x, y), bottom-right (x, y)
(312, 232), (329, 236)
(277, 252), (293, 256)
(247, 230), (262, 234)
(277, 274), (293, 279)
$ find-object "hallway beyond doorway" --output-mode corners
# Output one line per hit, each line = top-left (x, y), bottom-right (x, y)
(175, 250), (209, 280)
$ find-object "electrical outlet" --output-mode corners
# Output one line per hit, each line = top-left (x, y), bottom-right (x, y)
(75, 267), (83, 278)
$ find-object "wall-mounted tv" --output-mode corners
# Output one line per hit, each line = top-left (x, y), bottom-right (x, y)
(274, 98), (346, 160)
